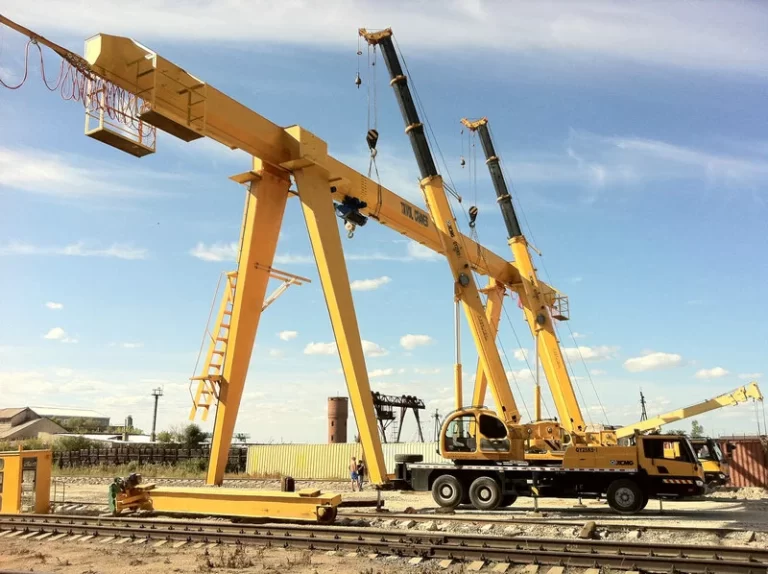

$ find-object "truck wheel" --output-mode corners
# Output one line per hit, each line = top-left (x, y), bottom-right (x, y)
(606, 479), (643, 514)
(499, 494), (517, 507)
(469, 477), (502, 511)
(395, 454), (424, 463)
(639, 494), (649, 510)
(432, 475), (463, 508)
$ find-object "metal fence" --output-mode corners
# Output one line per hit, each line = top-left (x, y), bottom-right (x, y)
(246, 442), (441, 479)
(53, 447), (247, 472)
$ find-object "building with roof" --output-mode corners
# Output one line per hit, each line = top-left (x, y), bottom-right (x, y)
(0, 407), (67, 441)
(29, 406), (110, 428)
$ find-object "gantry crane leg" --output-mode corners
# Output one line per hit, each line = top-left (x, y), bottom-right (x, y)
(207, 160), (291, 486)
(293, 163), (388, 485)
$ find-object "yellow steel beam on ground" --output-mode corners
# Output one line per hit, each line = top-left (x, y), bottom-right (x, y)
(292, 156), (387, 486)
(207, 160), (291, 486)
(82, 33), (560, 302)
(471, 280), (505, 409)
(148, 486), (341, 522)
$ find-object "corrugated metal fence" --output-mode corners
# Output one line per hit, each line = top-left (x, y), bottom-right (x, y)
(719, 436), (768, 488)
(246, 442), (440, 479)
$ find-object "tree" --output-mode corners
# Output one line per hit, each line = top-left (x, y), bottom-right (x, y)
(667, 429), (687, 436)
(691, 420), (705, 438)
(181, 423), (208, 447)
(156, 430), (175, 444)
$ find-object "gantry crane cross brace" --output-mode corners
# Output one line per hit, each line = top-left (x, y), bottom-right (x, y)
(79, 32), (569, 486)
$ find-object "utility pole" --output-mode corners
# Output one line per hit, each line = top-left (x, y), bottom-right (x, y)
(432, 409), (441, 442)
(640, 389), (648, 421)
(150, 387), (163, 442)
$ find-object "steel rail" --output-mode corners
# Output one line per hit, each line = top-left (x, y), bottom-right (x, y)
(0, 514), (765, 573)
(340, 510), (754, 536)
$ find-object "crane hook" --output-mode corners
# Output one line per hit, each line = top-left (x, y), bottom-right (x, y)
(355, 72), (362, 88)
(468, 205), (478, 228)
(460, 156), (466, 168)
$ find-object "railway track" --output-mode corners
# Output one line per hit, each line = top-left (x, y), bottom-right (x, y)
(341, 510), (758, 536)
(1, 514), (766, 573)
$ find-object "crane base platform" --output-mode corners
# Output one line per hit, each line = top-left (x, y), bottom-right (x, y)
(129, 486), (341, 523)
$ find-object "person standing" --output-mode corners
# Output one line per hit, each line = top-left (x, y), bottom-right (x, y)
(349, 456), (359, 491)
(356, 459), (366, 491)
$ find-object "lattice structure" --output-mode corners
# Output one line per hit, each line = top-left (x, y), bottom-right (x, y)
(371, 392), (426, 443)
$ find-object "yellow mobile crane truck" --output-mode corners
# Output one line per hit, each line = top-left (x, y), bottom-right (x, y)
(361, 27), (705, 514)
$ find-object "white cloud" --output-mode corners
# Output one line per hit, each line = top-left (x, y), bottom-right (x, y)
(0, 241), (147, 260)
(400, 334), (433, 351)
(43, 327), (77, 344)
(739, 373), (763, 380)
(55, 368), (74, 377)
(406, 242), (442, 261)
(623, 351), (683, 373)
(590, 369), (606, 376)
(513, 349), (529, 362)
(45, 302), (63, 310)
(414, 367), (441, 375)
(562, 345), (618, 362)
(572, 332), (586, 339)
(506, 368), (534, 382)
(695, 367), (730, 380)
(565, 130), (768, 193)
(121, 342), (144, 349)
(303, 339), (388, 357)
(304, 342), (337, 356)
(0, 146), (177, 199)
(278, 330), (298, 341)
(9, 2), (768, 76)
(268, 348), (283, 357)
(398, 368), (407, 374)
(368, 368), (393, 378)
(362, 340), (389, 358)
(189, 242), (237, 262)
(350, 276), (392, 291)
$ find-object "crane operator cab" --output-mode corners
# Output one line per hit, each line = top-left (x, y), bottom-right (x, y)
(440, 408), (527, 462)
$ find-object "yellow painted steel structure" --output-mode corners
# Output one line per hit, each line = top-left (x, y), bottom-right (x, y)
(460, 117), (591, 445)
(616, 382), (763, 439)
(148, 487), (340, 522)
(0, 449), (51, 514)
(81, 30), (568, 488)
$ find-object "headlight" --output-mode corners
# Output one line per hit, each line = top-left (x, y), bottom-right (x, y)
(695, 480), (704, 486)
(718, 473), (726, 479)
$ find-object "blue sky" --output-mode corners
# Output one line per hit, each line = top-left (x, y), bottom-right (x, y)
(1, 1), (767, 443)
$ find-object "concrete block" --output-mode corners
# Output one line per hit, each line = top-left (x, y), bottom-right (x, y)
(468, 560), (485, 571)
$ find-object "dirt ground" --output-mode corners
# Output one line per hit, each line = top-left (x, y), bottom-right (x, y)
(5, 479), (765, 573)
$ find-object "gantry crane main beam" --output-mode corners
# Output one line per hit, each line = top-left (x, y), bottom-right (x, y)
(82, 35), (560, 302)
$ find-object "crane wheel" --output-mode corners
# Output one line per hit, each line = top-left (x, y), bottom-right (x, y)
(606, 479), (643, 514)
(432, 475), (463, 508)
(499, 494), (517, 507)
(469, 476), (502, 511)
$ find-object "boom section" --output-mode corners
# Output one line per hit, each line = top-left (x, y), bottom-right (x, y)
(361, 28), (521, 427)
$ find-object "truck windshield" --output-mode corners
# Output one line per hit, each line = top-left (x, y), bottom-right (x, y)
(711, 441), (724, 462)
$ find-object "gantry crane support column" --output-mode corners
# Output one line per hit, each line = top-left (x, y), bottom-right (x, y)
(292, 157), (388, 485)
(208, 160), (291, 485)
(361, 28), (521, 428)
(463, 117), (588, 439)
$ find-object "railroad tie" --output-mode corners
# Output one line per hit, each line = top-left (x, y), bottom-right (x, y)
(34, 532), (54, 541)
(545, 567), (564, 574)
(77, 535), (95, 543)
(171, 541), (187, 549)
(467, 560), (485, 571)
(522, 565), (539, 574)
(408, 557), (424, 565)
(438, 559), (453, 569)
(492, 563), (510, 573)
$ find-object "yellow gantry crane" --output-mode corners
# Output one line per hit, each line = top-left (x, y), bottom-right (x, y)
(73, 27), (568, 486)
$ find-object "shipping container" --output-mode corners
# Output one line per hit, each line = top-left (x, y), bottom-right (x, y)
(246, 442), (440, 480)
(718, 436), (768, 488)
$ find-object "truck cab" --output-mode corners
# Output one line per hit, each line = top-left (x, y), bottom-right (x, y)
(690, 437), (733, 487)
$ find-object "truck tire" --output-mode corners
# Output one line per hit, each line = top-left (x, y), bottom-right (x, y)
(606, 479), (643, 514)
(639, 493), (649, 510)
(394, 454), (424, 463)
(432, 475), (463, 508)
(469, 476), (502, 511)
(499, 494), (517, 507)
